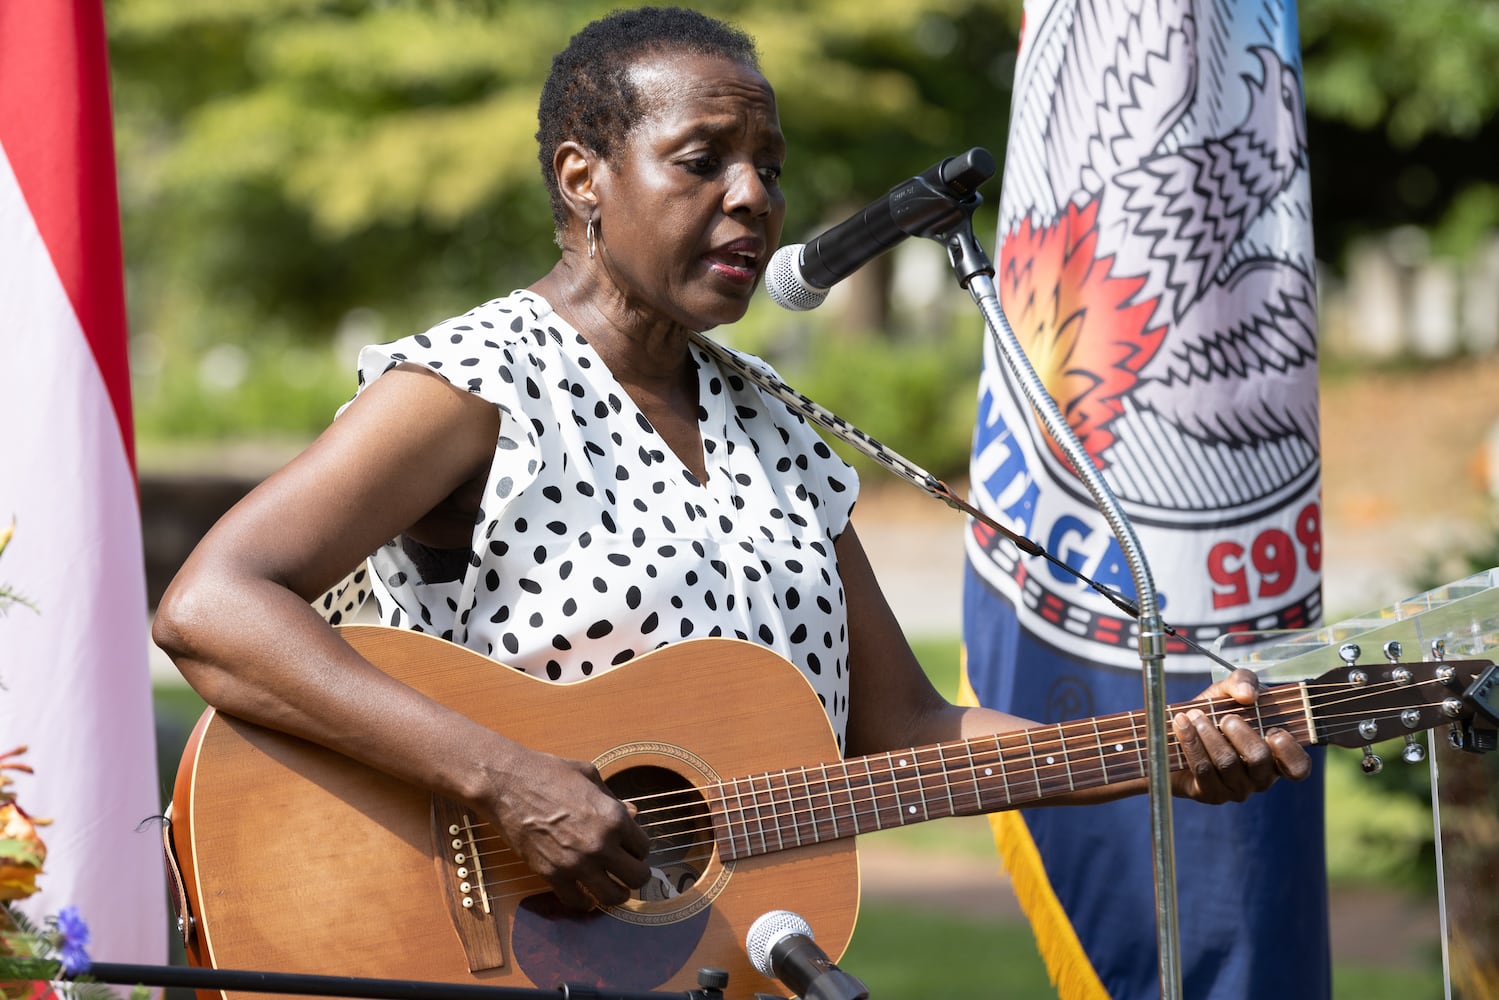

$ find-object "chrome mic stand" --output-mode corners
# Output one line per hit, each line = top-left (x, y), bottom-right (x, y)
(919, 149), (1184, 1000)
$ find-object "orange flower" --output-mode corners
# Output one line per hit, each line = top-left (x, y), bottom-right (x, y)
(0, 749), (46, 904)
(0, 803), (45, 903)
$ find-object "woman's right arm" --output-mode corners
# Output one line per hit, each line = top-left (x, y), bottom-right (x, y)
(152, 366), (650, 909)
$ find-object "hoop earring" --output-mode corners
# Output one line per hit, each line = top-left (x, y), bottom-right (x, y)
(586, 217), (596, 259)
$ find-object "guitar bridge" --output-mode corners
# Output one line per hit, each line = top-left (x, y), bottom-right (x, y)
(431, 797), (507, 972)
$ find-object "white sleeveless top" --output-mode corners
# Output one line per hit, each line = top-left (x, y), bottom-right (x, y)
(351, 290), (860, 746)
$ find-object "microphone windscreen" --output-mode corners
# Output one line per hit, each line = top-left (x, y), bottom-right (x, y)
(764, 245), (829, 312)
(745, 909), (815, 977)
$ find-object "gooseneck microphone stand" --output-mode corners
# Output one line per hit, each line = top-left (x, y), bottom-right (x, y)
(913, 149), (1184, 1000)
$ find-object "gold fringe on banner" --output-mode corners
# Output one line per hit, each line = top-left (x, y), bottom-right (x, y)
(958, 649), (1110, 1000)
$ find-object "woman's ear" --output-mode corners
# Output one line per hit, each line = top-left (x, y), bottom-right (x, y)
(554, 141), (599, 230)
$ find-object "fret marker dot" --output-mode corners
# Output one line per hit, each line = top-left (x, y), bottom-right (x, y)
(898, 758), (908, 767)
(1115, 743), (1124, 752)
(984, 768), (993, 776)
(908, 805), (917, 815)
(1046, 756), (1055, 765)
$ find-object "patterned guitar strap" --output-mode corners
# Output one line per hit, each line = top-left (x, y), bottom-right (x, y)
(696, 338), (1257, 658)
(689, 333), (1056, 570)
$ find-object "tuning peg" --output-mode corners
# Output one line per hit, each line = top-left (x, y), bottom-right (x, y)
(1383, 641), (1416, 684)
(1338, 643), (1369, 686)
(1402, 735), (1426, 764)
(1360, 746), (1384, 774)
(1449, 722), (1499, 754)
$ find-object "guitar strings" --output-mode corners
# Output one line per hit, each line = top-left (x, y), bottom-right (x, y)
(439, 676), (1461, 905)
(448, 686), (1274, 850)
(463, 676), (1447, 850)
(645, 687), (1415, 851)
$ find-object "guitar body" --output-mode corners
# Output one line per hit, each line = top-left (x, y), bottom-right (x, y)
(169, 626), (860, 998)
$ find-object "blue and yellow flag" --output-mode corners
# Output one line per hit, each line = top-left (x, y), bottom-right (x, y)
(964, 1), (1328, 996)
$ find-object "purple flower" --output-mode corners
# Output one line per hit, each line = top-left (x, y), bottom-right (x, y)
(54, 905), (91, 976)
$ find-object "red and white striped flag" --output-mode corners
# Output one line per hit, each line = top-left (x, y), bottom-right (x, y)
(0, 0), (167, 966)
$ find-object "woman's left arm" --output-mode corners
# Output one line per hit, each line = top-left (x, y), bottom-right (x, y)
(835, 526), (1312, 805)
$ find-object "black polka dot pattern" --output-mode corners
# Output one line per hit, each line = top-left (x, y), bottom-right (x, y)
(314, 564), (370, 626)
(352, 291), (860, 744)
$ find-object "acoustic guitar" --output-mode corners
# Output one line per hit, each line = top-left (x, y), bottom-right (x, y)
(165, 623), (1497, 998)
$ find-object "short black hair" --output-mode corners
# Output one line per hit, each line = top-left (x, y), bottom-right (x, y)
(536, 6), (760, 236)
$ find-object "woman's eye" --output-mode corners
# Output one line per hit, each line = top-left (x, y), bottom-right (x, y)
(687, 155), (720, 175)
(758, 165), (783, 185)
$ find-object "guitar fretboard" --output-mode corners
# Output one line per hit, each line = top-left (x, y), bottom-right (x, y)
(708, 684), (1312, 861)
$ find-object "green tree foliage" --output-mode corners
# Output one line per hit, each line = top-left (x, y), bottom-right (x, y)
(108, 0), (1499, 444)
(1301, 0), (1499, 146)
(1299, 0), (1499, 260)
(108, 0), (1020, 342)
(109, 0), (1025, 444)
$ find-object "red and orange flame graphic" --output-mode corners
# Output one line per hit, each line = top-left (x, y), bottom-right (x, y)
(998, 198), (1164, 470)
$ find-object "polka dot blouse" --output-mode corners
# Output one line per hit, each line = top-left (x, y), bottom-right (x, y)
(357, 290), (860, 745)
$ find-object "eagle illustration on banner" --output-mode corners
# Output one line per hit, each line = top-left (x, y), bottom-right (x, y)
(971, 0), (1323, 676)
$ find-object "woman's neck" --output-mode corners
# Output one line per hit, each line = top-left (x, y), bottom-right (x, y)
(531, 259), (694, 389)
(531, 259), (708, 481)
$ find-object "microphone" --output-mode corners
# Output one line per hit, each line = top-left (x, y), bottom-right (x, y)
(745, 910), (869, 1000)
(765, 146), (995, 311)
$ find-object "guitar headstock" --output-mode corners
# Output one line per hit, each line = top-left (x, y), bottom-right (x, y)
(1305, 648), (1499, 765)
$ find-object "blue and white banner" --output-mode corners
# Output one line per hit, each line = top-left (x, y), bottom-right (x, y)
(964, 1), (1329, 996)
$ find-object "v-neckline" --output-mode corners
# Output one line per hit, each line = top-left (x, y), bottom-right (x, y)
(530, 293), (725, 492)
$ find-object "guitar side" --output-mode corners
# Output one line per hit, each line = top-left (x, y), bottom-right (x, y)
(168, 627), (861, 998)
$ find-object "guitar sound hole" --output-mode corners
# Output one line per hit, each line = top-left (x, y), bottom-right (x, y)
(605, 765), (713, 904)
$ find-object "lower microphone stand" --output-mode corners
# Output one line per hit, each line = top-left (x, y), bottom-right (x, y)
(927, 202), (1184, 999)
(72, 962), (734, 1000)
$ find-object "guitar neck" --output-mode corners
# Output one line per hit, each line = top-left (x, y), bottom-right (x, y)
(708, 684), (1313, 862)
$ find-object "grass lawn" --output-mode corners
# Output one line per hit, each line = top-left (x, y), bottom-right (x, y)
(845, 903), (1441, 1000)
